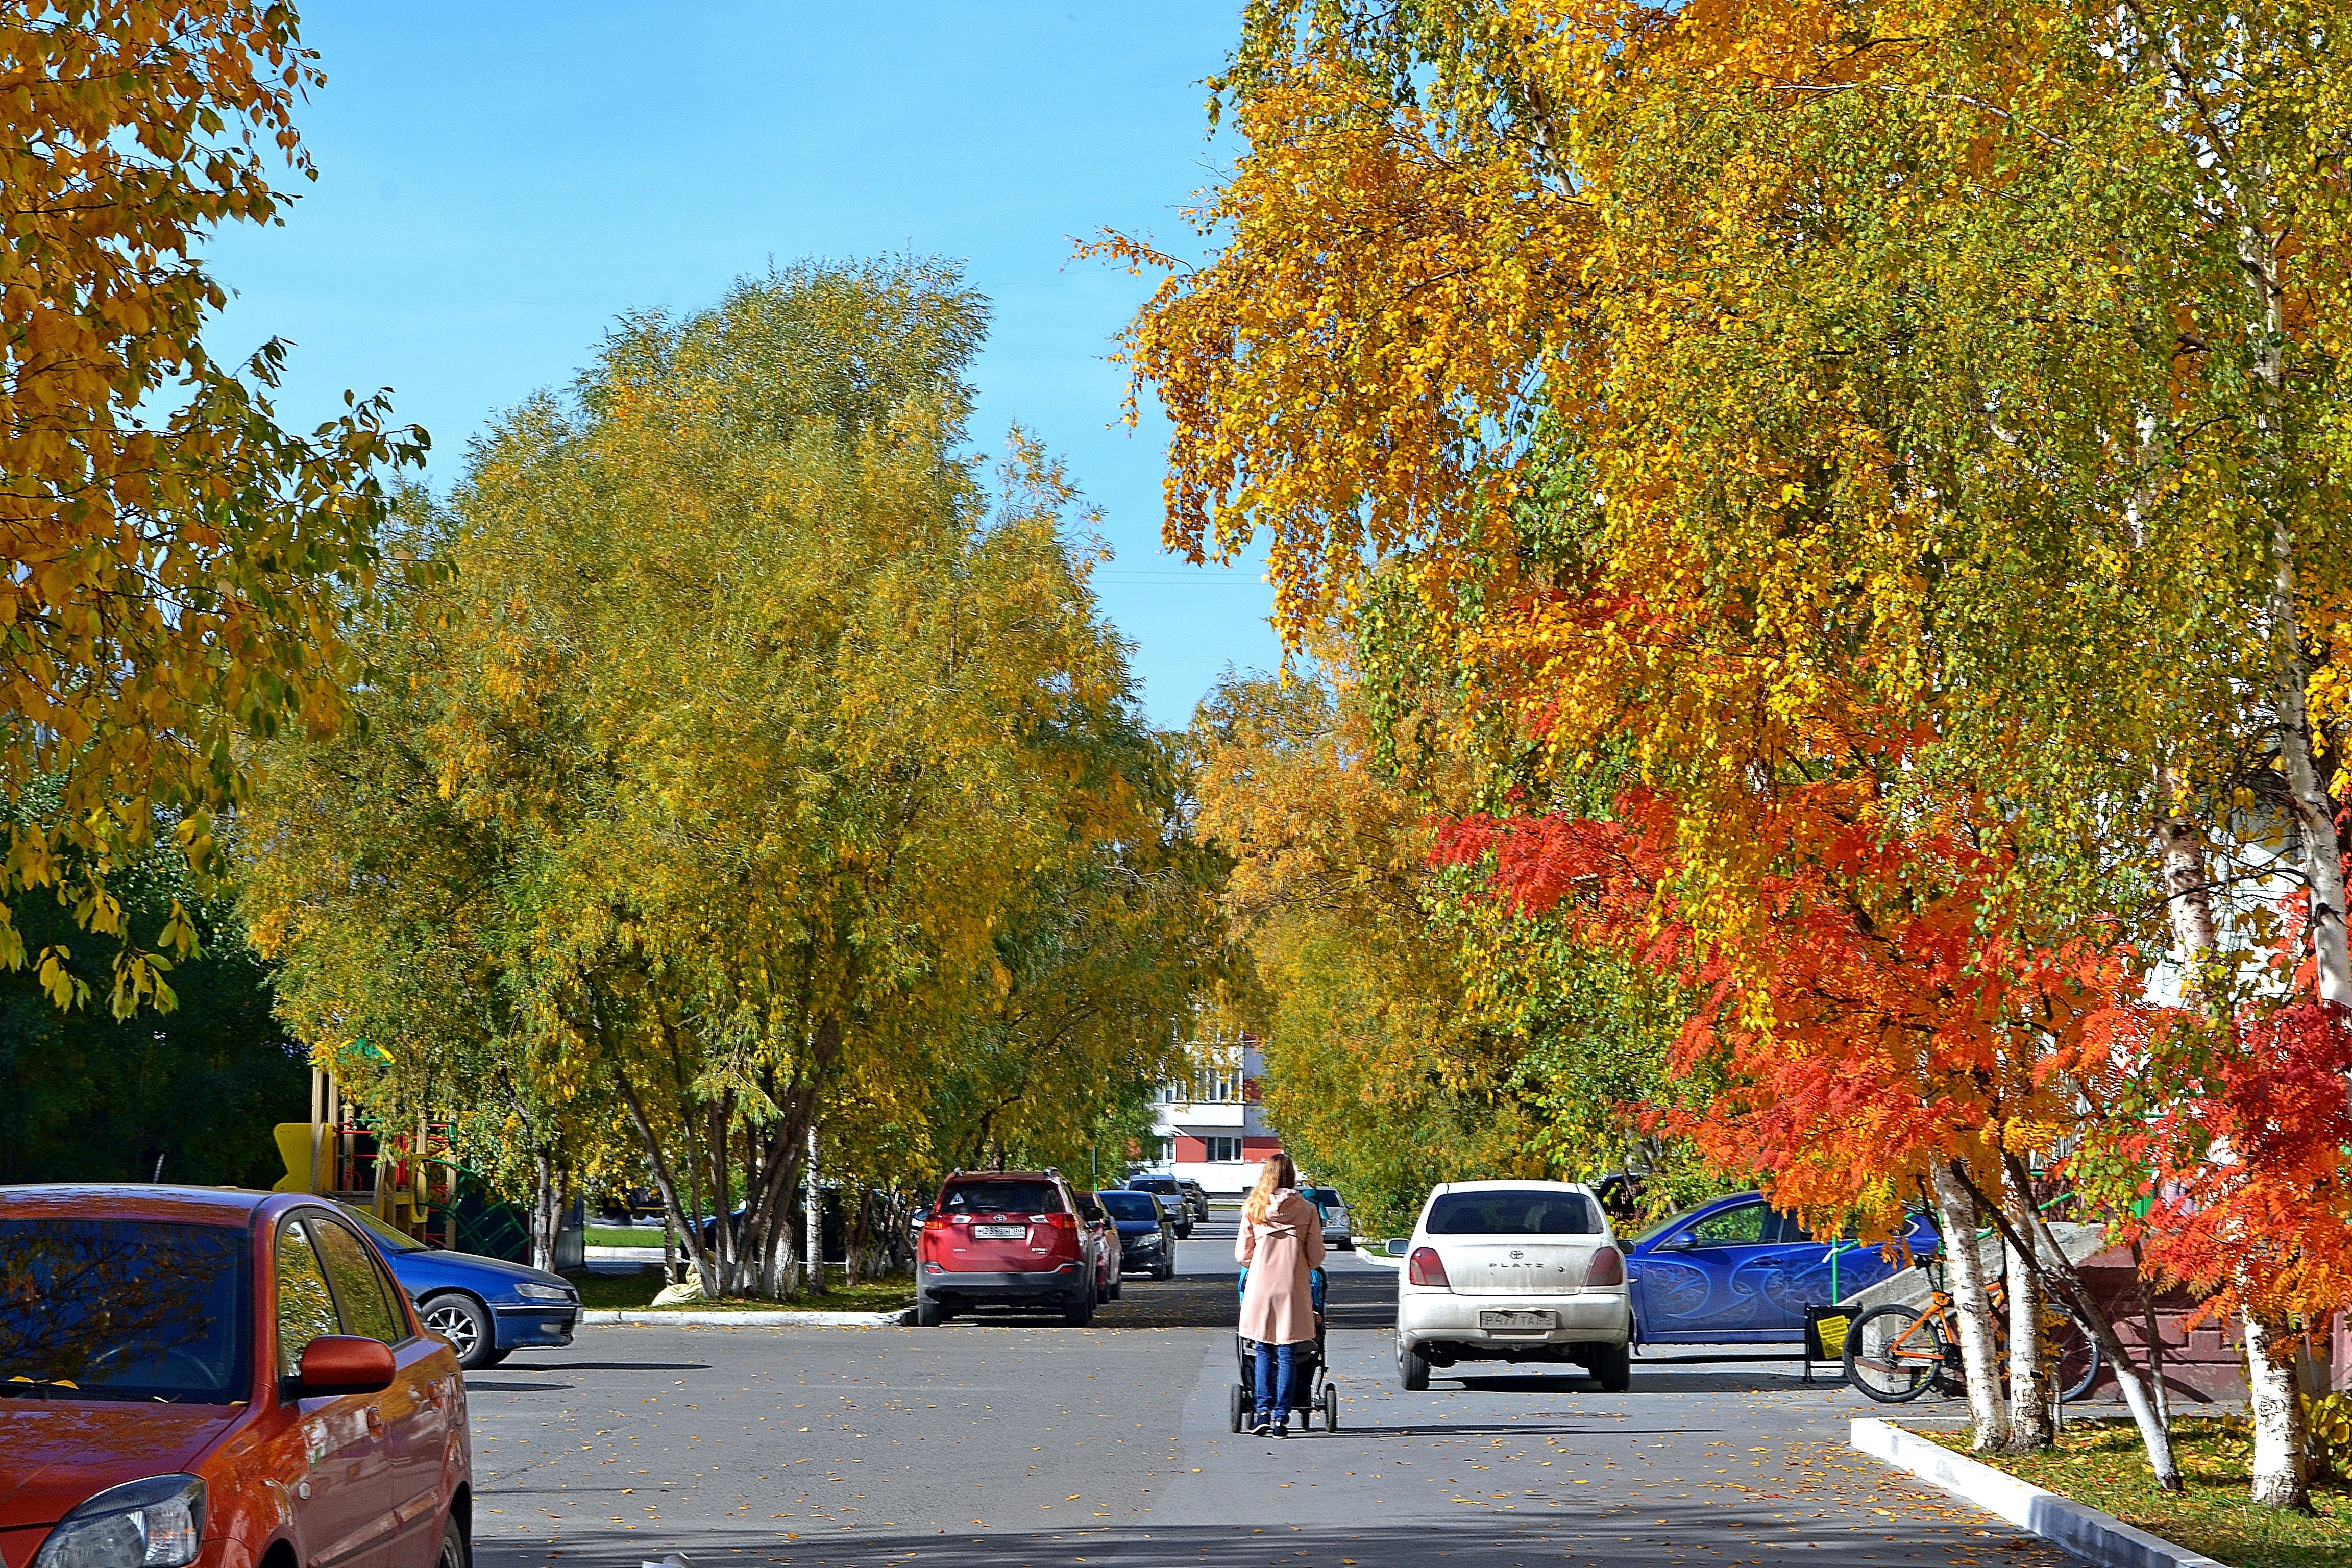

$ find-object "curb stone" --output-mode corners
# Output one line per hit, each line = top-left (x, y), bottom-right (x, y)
(1852, 1417), (2225, 1568)
(581, 1308), (914, 1327)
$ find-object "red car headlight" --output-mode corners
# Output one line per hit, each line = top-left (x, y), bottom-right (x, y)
(33, 1475), (204, 1568)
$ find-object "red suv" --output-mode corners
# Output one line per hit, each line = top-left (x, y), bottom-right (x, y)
(913, 1172), (1103, 1326)
(0, 1186), (472, 1568)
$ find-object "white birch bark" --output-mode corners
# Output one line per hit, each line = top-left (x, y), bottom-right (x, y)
(2005, 1158), (2182, 1489)
(1933, 1161), (2008, 1451)
(2001, 1160), (2053, 1450)
(2244, 1311), (2312, 1510)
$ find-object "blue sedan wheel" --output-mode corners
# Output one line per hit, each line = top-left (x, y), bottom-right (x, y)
(422, 1292), (502, 1370)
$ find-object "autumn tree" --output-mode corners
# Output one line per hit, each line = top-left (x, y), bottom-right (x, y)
(3, 3), (425, 1014)
(1112, 0), (2352, 1491)
(246, 260), (1216, 1298)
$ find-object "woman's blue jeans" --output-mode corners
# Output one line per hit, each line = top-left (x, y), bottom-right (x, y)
(1254, 1340), (1300, 1419)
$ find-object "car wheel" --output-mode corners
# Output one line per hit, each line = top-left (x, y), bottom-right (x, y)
(1593, 1341), (1631, 1393)
(1398, 1339), (1430, 1391)
(1063, 1286), (1095, 1327)
(1110, 1275), (1123, 1301)
(421, 1293), (496, 1370)
(1156, 1257), (1175, 1282)
(915, 1294), (944, 1327)
(435, 1510), (471, 1568)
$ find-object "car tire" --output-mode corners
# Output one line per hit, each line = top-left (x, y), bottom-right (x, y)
(1063, 1286), (1095, 1327)
(1156, 1257), (1175, 1282)
(1399, 1340), (1430, 1391)
(1109, 1275), (1123, 1301)
(421, 1292), (497, 1370)
(1593, 1341), (1631, 1393)
(434, 1509), (471, 1568)
(915, 1294), (945, 1327)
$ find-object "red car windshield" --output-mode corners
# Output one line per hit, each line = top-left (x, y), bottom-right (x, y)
(0, 1218), (252, 1403)
(940, 1181), (1061, 1215)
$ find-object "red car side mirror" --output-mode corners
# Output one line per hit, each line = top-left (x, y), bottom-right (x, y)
(297, 1335), (397, 1396)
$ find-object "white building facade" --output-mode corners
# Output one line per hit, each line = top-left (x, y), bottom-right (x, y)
(1139, 1035), (1284, 1197)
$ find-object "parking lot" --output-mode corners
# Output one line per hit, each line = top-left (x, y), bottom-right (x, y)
(469, 1211), (2063, 1568)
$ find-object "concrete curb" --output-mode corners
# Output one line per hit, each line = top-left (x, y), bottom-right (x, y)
(581, 1308), (914, 1328)
(1851, 1418), (2224, 1568)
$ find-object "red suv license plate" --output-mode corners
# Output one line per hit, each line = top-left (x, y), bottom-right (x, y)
(973, 1223), (1028, 1239)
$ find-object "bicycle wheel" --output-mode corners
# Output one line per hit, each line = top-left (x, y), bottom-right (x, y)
(1844, 1303), (1951, 1403)
(2053, 1311), (2102, 1403)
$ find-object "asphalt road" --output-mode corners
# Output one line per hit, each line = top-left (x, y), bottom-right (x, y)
(471, 1211), (2064, 1568)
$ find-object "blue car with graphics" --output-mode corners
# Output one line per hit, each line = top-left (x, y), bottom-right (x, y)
(1624, 1191), (1938, 1344)
(341, 1202), (582, 1369)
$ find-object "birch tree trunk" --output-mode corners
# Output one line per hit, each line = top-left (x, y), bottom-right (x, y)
(2238, 220), (2344, 1509)
(2001, 1161), (2053, 1451)
(1996, 1154), (2181, 1490)
(529, 1151), (561, 1275)
(1933, 1162), (2008, 1452)
(2244, 1311), (2312, 1510)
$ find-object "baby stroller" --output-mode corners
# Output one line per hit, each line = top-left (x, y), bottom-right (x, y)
(1229, 1266), (1338, 1433)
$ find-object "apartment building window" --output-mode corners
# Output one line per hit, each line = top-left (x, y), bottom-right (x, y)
(1197, 1068), (1244, 1104)
(1203, 1136), (1242, 1163)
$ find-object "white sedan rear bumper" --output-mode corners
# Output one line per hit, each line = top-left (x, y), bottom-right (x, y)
(1397, 1287), (1632, 1352)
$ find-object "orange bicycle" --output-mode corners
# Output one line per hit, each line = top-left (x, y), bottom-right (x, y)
(1841, 1269), (2102, 1404)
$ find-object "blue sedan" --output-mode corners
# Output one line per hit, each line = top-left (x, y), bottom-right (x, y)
(1624, 1192), (1938, 1344)
(1099, 1189), (1178, 1280)
(343, 1203), (582, 1369)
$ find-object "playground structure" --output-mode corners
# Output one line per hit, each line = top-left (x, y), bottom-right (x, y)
(272, 1067), (546, 1264)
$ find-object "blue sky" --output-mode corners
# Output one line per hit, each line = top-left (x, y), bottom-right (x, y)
(204, 2), (1279, 729)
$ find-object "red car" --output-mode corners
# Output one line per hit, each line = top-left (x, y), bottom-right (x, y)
(913, 1171), (1104, 1326)
(0, 1186), (472, 1568)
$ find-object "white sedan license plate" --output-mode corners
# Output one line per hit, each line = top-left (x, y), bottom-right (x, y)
(973, 1223), (1027, 1240)
(1481, 1309), (1557, 1332)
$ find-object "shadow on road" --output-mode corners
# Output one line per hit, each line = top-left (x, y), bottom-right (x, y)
(475, 1503), (2066, 1568)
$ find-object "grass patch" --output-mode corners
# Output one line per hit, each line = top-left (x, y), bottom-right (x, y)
(1926, 1417), (2352, 1568)
(564, 1268), (913, 1314)
(585, 1224), (665, 1248)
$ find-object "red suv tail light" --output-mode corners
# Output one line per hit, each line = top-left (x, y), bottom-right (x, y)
(1583, 1246), (1626, 1288)
(1407, 1246), (1450, 1288)
(1041, 1212), (1077, 1231)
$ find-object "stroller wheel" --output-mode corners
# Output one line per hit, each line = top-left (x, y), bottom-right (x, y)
(1228, 1382), (1246, 1433)
(1322, 1383), (1338, 1432)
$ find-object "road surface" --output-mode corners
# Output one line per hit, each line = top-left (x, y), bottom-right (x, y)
(471, 1209), (2062, 1568)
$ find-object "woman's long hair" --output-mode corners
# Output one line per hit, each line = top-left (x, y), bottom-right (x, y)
(1243, 1153), (1297, 1226)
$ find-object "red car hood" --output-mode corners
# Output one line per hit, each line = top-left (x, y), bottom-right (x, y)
(0, 1401), (238, 1529)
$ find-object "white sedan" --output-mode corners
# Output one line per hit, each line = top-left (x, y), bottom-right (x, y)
(1392, 1179), (1633, 1391)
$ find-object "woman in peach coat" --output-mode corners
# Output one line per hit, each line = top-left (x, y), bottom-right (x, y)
(1234, 1152), (1325, 1435)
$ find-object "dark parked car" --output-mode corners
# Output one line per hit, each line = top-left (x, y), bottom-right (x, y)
(1119, 1175), (1194, 1237)
(1097, 1189), (1177, 1280)
(1071, 1189), (1123, 1302)
(1624, 1191), (1939, 1343)
(341, 1204), (581, 1370)
(914, 1171), (1100, 1326)
(0, 1185), (472, 1568)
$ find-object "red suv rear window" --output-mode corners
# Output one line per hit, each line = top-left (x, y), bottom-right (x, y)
(940, 1180), (1062, 1215)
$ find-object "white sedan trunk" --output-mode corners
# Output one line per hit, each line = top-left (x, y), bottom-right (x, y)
(1431, 1236), (1607, 1296)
